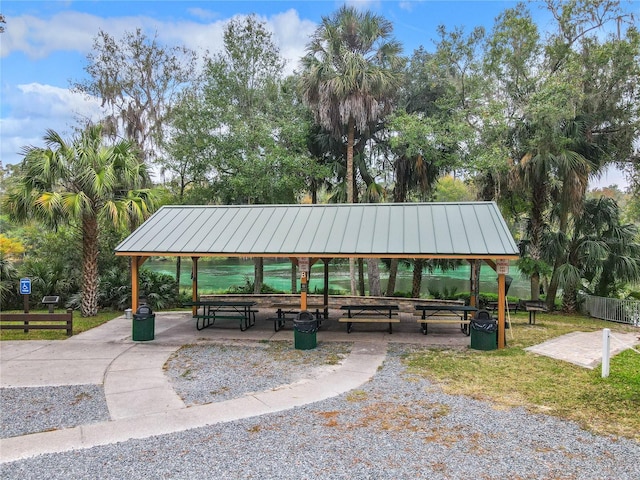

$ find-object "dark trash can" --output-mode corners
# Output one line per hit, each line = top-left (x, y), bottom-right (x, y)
(132, 303), (155, 341)
(470, 310), (497, 351)
(294, 311), (318, 350)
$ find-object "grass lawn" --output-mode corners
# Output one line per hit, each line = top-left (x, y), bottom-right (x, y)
(404, 312), (640, 441)
(0, 309), (122, 340)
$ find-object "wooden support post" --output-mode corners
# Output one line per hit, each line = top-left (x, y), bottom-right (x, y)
(300, 271), (308, 311)
(132, 257), (139, 313)
(497, 273), (506, 349)
(131, 256), (149, 313)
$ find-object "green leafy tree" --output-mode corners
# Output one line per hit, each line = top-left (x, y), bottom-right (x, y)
(483, 0), (639, 301)
(170, 16), (323, 293)
(3, 125), (158, 316)
(74, 28), (197, 161)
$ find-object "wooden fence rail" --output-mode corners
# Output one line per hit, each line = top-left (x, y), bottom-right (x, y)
(0, 309), (74, 336)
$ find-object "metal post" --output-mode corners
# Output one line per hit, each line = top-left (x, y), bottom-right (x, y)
(602, 328), (611, 378)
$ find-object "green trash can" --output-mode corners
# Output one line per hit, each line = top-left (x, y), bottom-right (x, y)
(294, 311), (318, 350)
(132, 303), (155, 341)
(470, 316), (497, 351)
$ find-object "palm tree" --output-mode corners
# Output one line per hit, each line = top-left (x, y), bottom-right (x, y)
(299, 5), (403, 294)
(3, 125), (157, 316)
(299, 6), (403, 203)
(551, 197), (640, 312)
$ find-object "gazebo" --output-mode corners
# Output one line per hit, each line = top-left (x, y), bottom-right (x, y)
(115, 202), (520, 348)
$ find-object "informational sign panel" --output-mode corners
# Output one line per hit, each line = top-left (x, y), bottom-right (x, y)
(298, 257), (309, 273)
(20, 278), (31, 295)
(496, 259), (509, 275)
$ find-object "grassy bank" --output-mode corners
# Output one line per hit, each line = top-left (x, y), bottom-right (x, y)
(405, 312), (640, 441)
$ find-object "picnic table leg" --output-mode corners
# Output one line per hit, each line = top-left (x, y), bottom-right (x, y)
(347, 321), (353, 333)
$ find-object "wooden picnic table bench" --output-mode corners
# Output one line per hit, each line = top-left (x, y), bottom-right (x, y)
(338, 304), (400, 334)
(266, 302), (327, 332)
(183, 301), (257, 331)
(414, 304), (477, 335)
(486, 301), (519, 314)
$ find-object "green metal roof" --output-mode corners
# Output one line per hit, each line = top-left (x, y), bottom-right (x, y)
(114, 202), (519, 258)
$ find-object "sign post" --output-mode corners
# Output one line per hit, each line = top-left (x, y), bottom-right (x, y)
(20, 278), (31, 314)
(298, 258), (309, 311)
(496, 259), (510, 275)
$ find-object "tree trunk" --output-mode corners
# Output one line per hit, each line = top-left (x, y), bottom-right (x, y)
(412, 259), (424, 298)
(81, 214), (100, 317)
(469, 260), (480, 307)
(562, 282), (578, 313)
(368, 259), (381, 296)
(358, 258), (365, 296)
(176, 257), (182, 296)
(347, 117), (355, 204)
(291, 262), (297, 294)
(254, 257), (263, 294)
(546, 268), (560, 311)
(347, 116), (357, 296)
(386, 258), (398, 296)
(349, 259), (357, 295)
(528, 180), (546, 301)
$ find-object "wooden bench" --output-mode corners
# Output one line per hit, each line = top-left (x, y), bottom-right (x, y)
(339, 304), (400, 334)
(486, 301), (519, 314)
(413, 313), (471, 335)
(338, 316), (400, 334)
(194, 308), (258, 331)
(0, 309), (73, 336)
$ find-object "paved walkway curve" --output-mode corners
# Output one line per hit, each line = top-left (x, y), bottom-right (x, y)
(0, 338), (387, 463)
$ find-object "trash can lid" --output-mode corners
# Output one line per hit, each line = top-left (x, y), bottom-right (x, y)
(295, 311), (315, 321)
(136, 304), (153, 314)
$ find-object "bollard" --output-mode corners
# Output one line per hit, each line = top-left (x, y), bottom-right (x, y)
(602, 328), (610, 378)
(125, 308), (133, 320)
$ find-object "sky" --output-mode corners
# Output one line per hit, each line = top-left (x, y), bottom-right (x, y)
(0, 0), (636, 189)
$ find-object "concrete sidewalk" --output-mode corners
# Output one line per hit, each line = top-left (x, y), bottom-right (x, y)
(525, 330), (639, 369)
(0, 312), (391, 462)
(1, 311), (638, 463)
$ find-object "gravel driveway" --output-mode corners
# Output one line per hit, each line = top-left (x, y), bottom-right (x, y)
(1, 342), (638, 479)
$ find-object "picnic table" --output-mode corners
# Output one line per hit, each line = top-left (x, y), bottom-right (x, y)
(414, 304), (478, 335)
(338, 304), (400, 334)
(267, 302), (327, 332)
(183, 300), (257, 331)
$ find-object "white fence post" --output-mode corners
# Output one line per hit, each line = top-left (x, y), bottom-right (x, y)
(602, 328), (611, 378)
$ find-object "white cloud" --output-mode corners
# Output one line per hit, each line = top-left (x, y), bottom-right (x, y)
(344, 0), (382, 11)
(1, 83), (104, 165)
(0, 12), (102, 58)
(1, 8), (318, 165)
(268, 9), (318, 74)
(186, 7), (221, 22)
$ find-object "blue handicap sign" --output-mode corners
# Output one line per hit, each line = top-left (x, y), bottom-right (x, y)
(20, 278), (31, 295)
